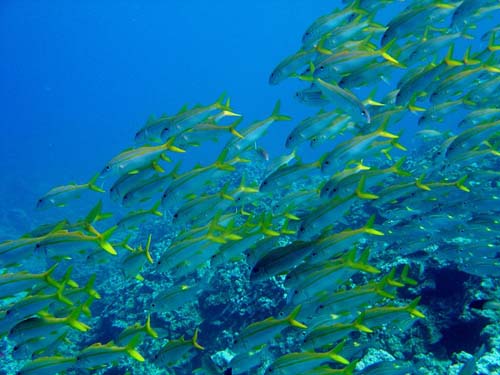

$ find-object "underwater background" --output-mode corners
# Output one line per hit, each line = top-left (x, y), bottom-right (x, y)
(1, 0), (500, 374)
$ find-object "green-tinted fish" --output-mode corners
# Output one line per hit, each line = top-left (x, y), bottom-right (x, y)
(121, 234), (154, 280)
(303, 315), (372, 350)
(75, 334), (144, 369)
(17, 356), (77, 375)
(116, 201), (162, 229)
(312, 77), (371, 124)
(36, 225), (118, 257)
(1, 286), (73, 334)
(320, 122), (398, 173)
(176, 116), (244, 148)
(153, 328), (204, 367)
(285, 110), (351, 149)
(286, 248), (380, 303)
(381, 2), (457, 45)
(161, 149), (237, 209)
(362, 297), (425, 329)
(160, 94), (239, 139)
(150, 284), (200, 314)
(302, 1), (368, 48)
(225, 100), (291, 157)
(100, 137), (184, 178)
(297, 181), (379, 240)
(270, 48), (318, 85)
(36, 173), (104, 209)
(117, 314), (158, 345)
(250, 241), (314, 282)
(9, 307), (90, 343)
(264, 341), (349, 374)
(0, 263), (61, 299)
(233, 305), (307, 353)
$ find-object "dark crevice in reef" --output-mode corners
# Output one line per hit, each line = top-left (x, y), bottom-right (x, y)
(419, 266), (489, 357)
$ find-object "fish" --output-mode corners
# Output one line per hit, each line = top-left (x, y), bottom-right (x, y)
(153, 328), (204, 368)
(36, 173), (104, 209)
(232, 305), (307, 353)
(264, 341), (349, 374)
(16, 356), (77, 375)
(100, 137), (184, 178)
(75, 334), (145, 369)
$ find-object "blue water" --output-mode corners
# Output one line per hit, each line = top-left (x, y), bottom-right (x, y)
(1, 1), (324, 186)
(1, 1), (500, 374)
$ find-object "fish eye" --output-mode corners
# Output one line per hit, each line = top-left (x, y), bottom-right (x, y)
(105, 166), (110, 171)
(173, 213), (179, 219)
(294, 290), (299, 295)
(151, 303), (156, 308)
(324, 160), (330, 165)
(319, 65), (325, 71)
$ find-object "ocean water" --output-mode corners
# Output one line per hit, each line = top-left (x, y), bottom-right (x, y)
(1, 1), (500, 374)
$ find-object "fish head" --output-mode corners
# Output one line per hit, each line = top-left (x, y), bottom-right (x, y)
(36, 197), (50, 210)
(100, 164), (113, 178)
(268, 69), (281, 85)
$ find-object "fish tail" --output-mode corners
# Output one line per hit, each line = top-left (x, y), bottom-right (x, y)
(65, 306), (91, 332)
(444, 43), (464, 67)
(162, 137), (185, 153)
(363, 215), (384, 236)
(356, 247), (380, 274)
(400, 264), (418, 286)
(414, 174), (430, 191)
(379, 38), (404, 67)
(84, 200), (112, 224)
(353, 314), (373, 334)
(83, 274), (101, 299)
(126, 334), (146, 362)
(354, 176), (379, 200)
(384, 267), (405, 289)
(326, 341), (349, 365)
(463, 46), (481, 65)
(88, 173), (105, 193)
(81, 295), (96, 317)
(405, 297), (425, 319)
(145, 314), (159, 339)
(214, 148), (236, 172)
(488, 31), (500, 52)
(192, 328), (205, 350)
(55, 283), (74, 307)
(453, 174), (471, 192)
(286, 305), (308, 329)
(150, 201), (163, 217)
(270, 100), (292, 121)
(44, 263), (63, 289)
(143, 234), (154, 264)
(98, 225), (118, 255)
(391, 157), (412, 177)
(229, 117), (245, 139)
